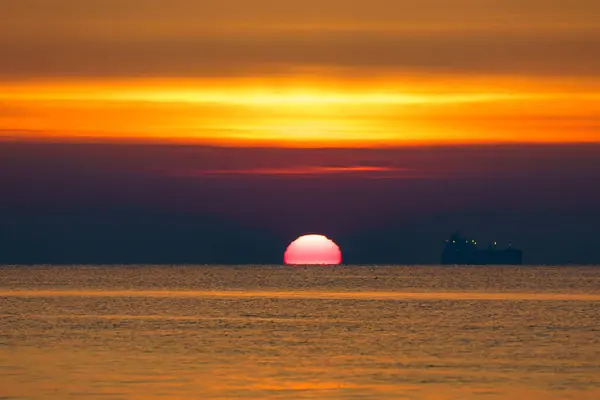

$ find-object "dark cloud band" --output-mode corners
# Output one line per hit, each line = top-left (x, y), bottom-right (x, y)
(2, 31), (600, 79)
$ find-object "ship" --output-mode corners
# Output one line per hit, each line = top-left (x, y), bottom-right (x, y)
(441, 231), (523, 265)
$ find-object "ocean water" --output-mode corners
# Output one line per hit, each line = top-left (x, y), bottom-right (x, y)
(1, 265), (599, 400)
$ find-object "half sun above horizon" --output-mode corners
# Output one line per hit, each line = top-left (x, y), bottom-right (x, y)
(284, 234), (342, 265)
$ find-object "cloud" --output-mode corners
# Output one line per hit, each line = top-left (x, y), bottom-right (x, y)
(167, 165), (421, 178)
(1, 0), (600, 79)
(1, 32), (600, 80)
(0, 104), (31, 117)
(4, 1), (600, 37)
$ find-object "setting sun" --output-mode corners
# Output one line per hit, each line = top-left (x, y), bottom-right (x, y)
(284, 234), (342, 265)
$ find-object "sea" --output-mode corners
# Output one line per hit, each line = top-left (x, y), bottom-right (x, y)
(1, 265), (599, 400)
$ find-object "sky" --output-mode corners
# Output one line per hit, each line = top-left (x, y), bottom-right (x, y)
(1, 0), (600, 264)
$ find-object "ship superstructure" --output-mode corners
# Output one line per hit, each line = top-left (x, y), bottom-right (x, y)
(441, 232), (522, 265)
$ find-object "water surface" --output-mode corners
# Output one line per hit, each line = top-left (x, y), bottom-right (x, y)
(1, 265), (599, 399)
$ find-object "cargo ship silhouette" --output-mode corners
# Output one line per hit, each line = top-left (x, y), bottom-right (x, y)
(441, 231), (523, 265)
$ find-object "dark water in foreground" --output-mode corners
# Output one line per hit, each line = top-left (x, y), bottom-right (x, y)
(1, 265), (599, 399)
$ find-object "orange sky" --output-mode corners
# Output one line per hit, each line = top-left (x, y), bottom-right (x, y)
(1, 0), (600, 146)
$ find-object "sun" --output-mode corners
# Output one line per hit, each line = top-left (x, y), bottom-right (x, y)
(284, 234), (342, 265)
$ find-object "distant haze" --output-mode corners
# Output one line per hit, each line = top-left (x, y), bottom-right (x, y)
(1, 143), (599, 264)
